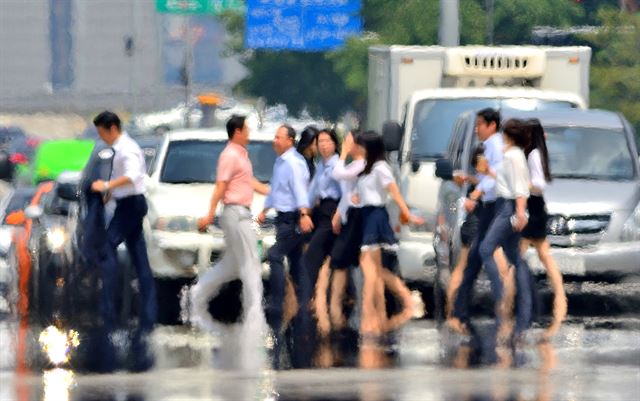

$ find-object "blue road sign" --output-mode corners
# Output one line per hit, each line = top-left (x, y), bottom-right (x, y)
(245, 0), (362, 51)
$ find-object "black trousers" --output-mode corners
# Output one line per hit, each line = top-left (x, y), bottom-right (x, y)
(452, 201), (496, 324)
(104, 195), (157, 330)
(303, 199), (338, 288)
(267, 211), (314, 368)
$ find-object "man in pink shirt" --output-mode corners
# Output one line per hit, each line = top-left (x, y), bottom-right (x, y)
(190, 115), (269, 370)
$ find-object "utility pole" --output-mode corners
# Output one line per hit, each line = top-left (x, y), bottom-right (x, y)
(184, 15), (193, 128)
(486, 0), (495, 45)
(439, 0), (460, 46)
(127, 0), (137, 116)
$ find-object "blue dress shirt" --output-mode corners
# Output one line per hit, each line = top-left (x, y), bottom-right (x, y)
(308, 154), (341, 206)
(264, 147), (310, 212)
(477, 132), (504, 202)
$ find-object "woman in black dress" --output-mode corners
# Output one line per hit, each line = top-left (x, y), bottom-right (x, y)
(520, 119), (567, 339)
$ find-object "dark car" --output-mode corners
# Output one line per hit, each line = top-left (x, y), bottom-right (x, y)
(20, 172), (81, 324)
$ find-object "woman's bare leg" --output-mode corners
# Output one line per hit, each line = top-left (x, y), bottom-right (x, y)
(313, 257), (332, 337)
(533, 239), (567, 338)
(446, 246), (470, 319)
(372, 249), (387, 330)
(329, 269), (348, 330)
(494, 247), (514, 339)
(360, 250), (382, 335)
(282, 277), (298, 330)
(380, 268), (413, 332)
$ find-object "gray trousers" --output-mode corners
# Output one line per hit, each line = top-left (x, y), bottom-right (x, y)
(190, 205), (266, 334)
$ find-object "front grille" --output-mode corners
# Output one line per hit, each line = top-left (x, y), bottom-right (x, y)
(464, 55), (529, 71)
(546, 214), (610, 247)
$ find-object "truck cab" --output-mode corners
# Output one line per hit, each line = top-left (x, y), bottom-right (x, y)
(367, 45), (590, 281)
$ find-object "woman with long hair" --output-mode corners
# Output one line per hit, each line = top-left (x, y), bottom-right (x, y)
(297, 126), (319, 179)
(353, 131), (423, 337)
(521, 118), (567, 339)
(303, 129), (342, 324)
(476, 119), (533, 353)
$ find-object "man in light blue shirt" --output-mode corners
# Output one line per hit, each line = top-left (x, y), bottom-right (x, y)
(258, 124), (313, 369)
(452, 108), (506, 333)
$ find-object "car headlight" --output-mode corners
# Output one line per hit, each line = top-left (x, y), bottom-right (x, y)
(152, 216), (199, 232)
(621, 203), (640, 242)
(46, 227), (67, 253)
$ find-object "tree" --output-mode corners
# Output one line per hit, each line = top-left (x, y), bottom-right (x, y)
(220, 0), (487, 120)
(491, 0), (584, 44)
(585, 8), (640, 140)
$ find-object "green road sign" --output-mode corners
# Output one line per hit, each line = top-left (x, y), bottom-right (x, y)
(156, 0), (243, 15)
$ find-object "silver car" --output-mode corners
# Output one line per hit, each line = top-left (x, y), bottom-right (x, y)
(434, 108), (640, 283)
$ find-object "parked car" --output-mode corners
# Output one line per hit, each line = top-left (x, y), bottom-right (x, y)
(433, 109), (640, 296)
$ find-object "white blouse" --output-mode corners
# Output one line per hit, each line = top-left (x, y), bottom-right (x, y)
(111, 133), (147, 199)
(332, 159), (366, 223)
(496, 147), (530, 200)
(355, 161), (395, 207)
(528, 148), (547, 195)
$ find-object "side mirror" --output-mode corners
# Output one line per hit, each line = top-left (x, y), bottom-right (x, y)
(382, 121), (402, 152)
(435, 158), (453, 180)
(57, 182), (79, 202)
(24, 205), (43, 220)
(411, 159), (421, 173)
(5, 210), (26, 226)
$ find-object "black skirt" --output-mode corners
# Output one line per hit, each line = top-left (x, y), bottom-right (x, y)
(521, 195), (548, 239)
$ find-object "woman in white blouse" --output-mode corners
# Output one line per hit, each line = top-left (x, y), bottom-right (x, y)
(521, 119), (567, 339)
(477, 119), (533, 346)
(353, 132), (423, 337)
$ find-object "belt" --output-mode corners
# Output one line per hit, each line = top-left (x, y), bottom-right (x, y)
(277, 211), (299, 216)
(115, 194), (145, 202)
(224, 203), (250, 210)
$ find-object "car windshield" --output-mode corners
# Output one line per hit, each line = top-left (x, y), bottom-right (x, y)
(546, 126), (636, 181)
(411, 98), (576, 160)
(3, 188), (36, 224)
(160, 140), (277, 184)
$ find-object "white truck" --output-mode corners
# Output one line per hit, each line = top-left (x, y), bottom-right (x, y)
(367, 45), (591, 282)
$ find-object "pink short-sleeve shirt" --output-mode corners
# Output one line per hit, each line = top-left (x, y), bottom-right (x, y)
(217, 142), (253, 207)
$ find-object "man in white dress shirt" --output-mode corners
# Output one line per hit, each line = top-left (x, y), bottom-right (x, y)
(91, 111), (157, 333)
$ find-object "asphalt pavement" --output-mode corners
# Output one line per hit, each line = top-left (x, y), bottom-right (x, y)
(1, 316), (639, 401)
